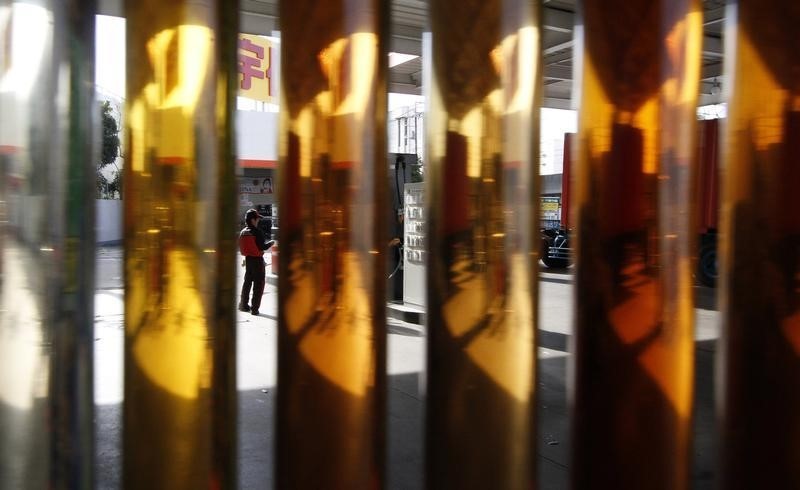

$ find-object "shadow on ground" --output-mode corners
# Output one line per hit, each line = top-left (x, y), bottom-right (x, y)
(94, 336), (716, 490)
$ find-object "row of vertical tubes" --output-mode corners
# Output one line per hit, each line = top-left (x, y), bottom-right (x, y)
(0, 0), (796, 488)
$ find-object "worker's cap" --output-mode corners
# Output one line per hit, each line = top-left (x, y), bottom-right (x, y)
(245, 208), (266, 221)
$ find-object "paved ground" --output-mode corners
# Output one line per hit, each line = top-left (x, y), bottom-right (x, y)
(93, 248), (719, 489)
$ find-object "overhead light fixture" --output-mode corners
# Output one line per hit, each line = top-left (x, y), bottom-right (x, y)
(388, 52), (418, 68)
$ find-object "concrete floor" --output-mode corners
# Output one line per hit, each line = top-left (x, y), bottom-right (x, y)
(93, 248), (719, 489)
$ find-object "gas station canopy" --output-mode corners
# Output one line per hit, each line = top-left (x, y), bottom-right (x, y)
(98, 0), (726, 109)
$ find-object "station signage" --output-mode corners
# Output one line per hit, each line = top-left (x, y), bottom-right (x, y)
(238, 34), (275, 103)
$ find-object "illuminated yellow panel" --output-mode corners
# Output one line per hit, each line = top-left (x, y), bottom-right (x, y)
(237, 33), (275, 103)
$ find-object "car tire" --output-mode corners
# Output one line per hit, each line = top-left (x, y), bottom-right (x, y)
(697, 243), (717, 287)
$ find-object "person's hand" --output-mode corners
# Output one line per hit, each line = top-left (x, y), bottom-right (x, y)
(389, 238), (401, 247)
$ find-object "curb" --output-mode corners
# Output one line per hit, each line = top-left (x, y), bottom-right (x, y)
(267, 274), (425, 325)
(387, 303), (425, 325)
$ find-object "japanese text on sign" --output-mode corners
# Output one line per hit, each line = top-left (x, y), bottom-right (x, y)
(238, 34), (274, 103)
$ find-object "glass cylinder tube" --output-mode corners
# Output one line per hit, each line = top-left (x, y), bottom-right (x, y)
(570, 1), (701, 488)
(717, 1), (800, 488)
(276, 1), (388, 488)
(425, 1), (542, 488)
(0, 1), (97, 488)
(123, 1), (238, 487)
(209, 1), (239, 487)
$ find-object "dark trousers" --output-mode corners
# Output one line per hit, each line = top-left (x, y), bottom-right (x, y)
(240, 256), (266, 311)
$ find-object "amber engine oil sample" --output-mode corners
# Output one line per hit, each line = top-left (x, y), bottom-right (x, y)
(122, 1), (238, 488)
(276, 1), (388, 488)
(717, 1), (800, 488)
(425, 1), (542, 488)
(570, 1), (701, 489)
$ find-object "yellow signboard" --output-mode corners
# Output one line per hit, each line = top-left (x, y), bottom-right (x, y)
(238, 34), (274, 103)
(541, 197), (561, 221)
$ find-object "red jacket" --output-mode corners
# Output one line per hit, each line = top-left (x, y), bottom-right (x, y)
(239, 225), (268, 256)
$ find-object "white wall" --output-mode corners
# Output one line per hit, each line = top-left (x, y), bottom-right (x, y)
(540, 108), (577, 175)
(96, 199), (122, 244)
(236, 110), (279, 163)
